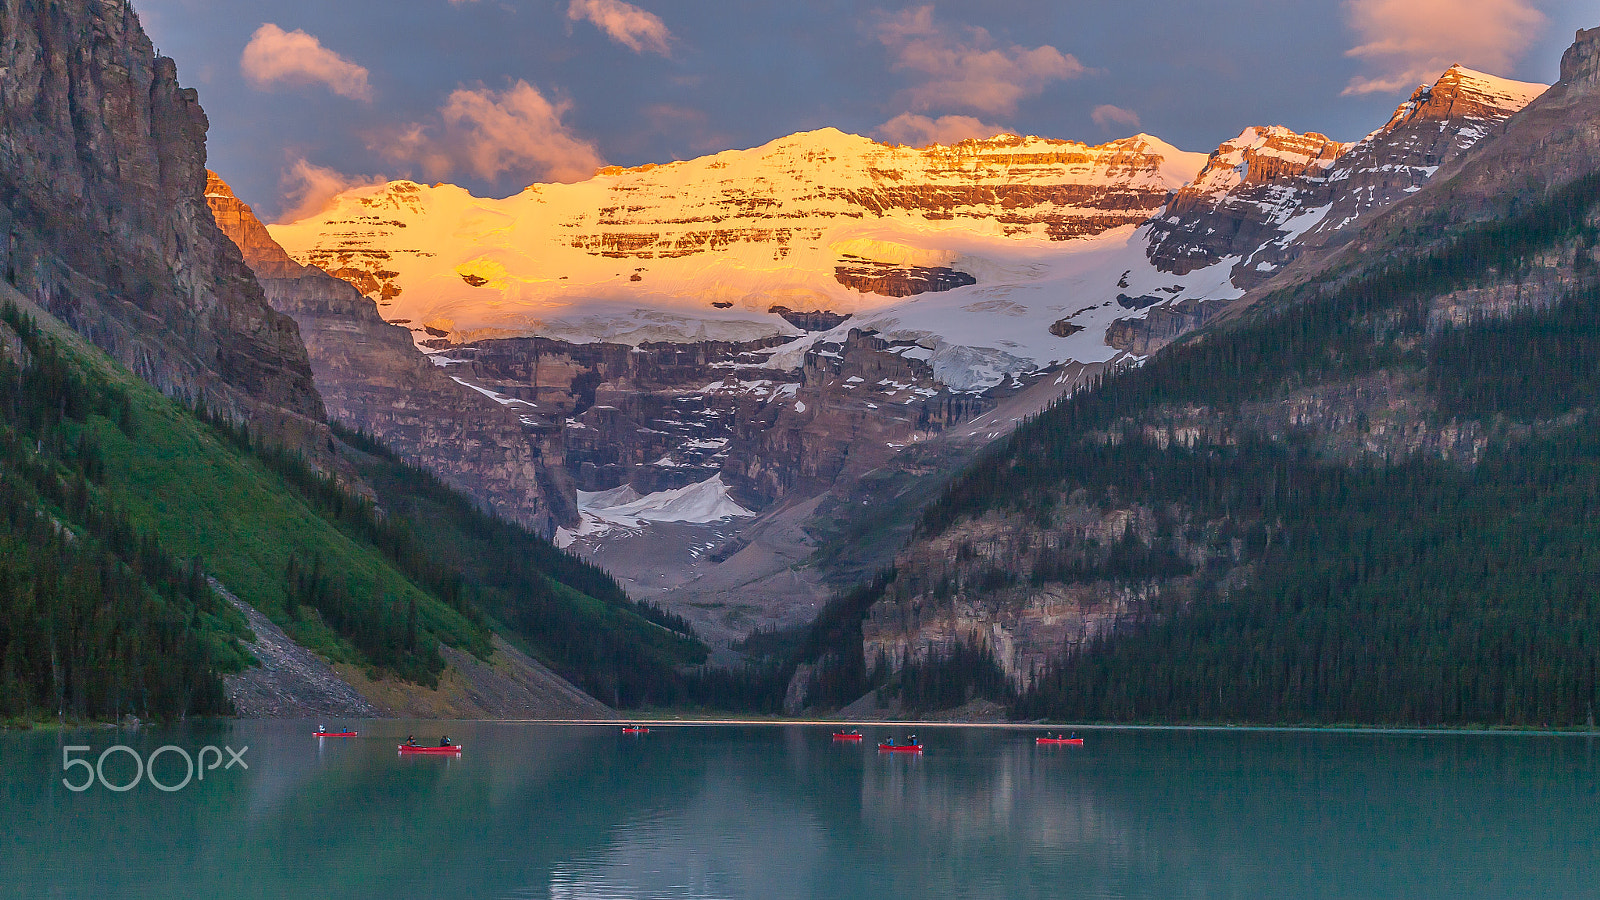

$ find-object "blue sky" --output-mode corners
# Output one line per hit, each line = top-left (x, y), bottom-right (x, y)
(137, 0), (1596, 221)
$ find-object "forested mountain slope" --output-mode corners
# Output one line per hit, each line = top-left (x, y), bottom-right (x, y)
(750, 27), (1600, 727)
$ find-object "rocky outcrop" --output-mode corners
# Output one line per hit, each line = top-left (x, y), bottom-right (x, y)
(1147, 68), (1542, 286)
(768, 306), (851, 331)
(419, 324), (1001, 513)
(857, 355), (1507, 689)
(1105, 296), (1230, 355)
(1562, 26), (1600, 87)
(554, 132), (1199, 257)
(205, 174), (576, 533)
(861, 503), (1227, 689)
(0, 0), (326, 450)
(832, 261), (977, 297)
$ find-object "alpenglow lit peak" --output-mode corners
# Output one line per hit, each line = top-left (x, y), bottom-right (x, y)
(270, 128), (1211, 387)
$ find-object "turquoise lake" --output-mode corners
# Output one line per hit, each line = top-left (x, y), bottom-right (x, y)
(2, 721), (1598, 898)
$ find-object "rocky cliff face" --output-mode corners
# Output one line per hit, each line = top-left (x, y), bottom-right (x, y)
(0, 0), (325, 447)
(205, 174), (576, 533)
(419, 325), (999, 513)
(436, 334), (791, 494)
(862, 503), (1223, 689)
(1563, 26), (1600, 87)
(724, 329), (993, 508)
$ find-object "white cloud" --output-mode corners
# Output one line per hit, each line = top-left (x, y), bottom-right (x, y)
(567, 0), (673, 56)
(380, 81), (606, 184)
(1090, 104), (1141, 131)
(874, 113), (1009, 147)
(276, 160), (387, 224)
(873, 6), (1086, 115)
(1341, 0), (1544, 95)
(240, 24), (373, 102)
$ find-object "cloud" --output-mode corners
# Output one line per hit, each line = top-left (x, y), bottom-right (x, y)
(1090, 104), (1141, 131)
(567, 0), (672, 56)
(276, 159), (387, 224)
(874, 113), (1009, 147)
(1341, 0), (1544, 95)
(873, 6), (1087, 115)
(380, 80), (606, 184)
(240, 24), (373, 101)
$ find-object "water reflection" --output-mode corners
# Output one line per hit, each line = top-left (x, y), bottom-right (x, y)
(2, 723), (1599, 899)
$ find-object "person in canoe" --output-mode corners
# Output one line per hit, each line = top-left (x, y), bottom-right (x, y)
(406, 734), (417, 747)
(439, 735), (452, 747)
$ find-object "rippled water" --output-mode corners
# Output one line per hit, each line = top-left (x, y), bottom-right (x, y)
(3, 721), (1598, 898)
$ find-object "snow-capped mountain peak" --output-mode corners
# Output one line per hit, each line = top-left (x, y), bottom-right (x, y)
(272, 64), (1543, 391)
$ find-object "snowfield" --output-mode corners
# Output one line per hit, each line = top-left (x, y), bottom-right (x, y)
(555, 475), (755, 548)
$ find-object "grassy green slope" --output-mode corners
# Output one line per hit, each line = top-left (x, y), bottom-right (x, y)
(2, 288), (479, 679)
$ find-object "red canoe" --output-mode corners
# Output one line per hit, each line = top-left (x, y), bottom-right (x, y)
(1036, 737), (1084, 745)
(622, 726), (650, 734)
(833, 732), (864, 741)
(877, 743), (923, 753)
(398, 744), (462, 754)
(314, 731), (358, 738)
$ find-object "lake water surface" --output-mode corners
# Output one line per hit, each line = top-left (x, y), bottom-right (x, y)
(2, 720), (1598, 898)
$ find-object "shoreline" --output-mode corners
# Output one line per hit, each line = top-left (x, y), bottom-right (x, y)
(8, 714), (1600, 738)
(494, 717), (1600, 737)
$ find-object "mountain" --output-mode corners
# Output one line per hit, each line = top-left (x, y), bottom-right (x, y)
(270, 130), (1206, 365)
(206, 174), (576, 534)
(761, 27), (1600, 726)
(269, 64), (1543, 643)
(1146, 67), (1545, 288)
(0, 0), (326, 452)
(0, 0), (705, 722)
